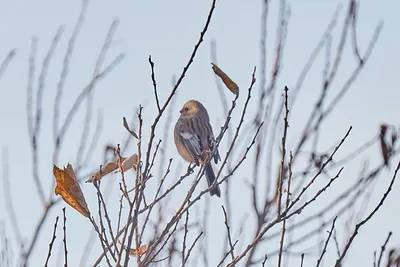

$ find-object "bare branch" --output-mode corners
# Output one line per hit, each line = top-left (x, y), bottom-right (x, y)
(149, 55), (161, 112)
(276, 86), (290, 216)
(217, 240), (239, 267)
(93, 181), (119, 255)
(277, 151), (293, 267)
(316, 217), (337, 267)
(44, 216), (59, 267)
(0, 49), (16, 80)
(222, 206), (235, 261)
(377, 232), (392, 267)
(182, 232), (203, 266)
(62, 208), (68, 267)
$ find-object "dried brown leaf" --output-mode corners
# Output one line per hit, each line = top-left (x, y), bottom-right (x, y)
(53, 163), (90, 217)
(114, 154), (139, 174)
(86, 153), (139, 183)
(87, 161), (122, 183)
(123, 117), (138, 139)
(211, 63), (239, 95)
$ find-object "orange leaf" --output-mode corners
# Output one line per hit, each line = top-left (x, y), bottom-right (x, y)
(53, 164), (90, 217)
(129, 244), (147, 257)
(211, 63), (239, 95)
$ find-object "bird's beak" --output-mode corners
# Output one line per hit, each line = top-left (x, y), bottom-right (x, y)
(179, 108), (184, 114)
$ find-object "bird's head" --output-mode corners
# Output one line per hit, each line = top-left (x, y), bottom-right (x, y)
(179, 100), (209, 119)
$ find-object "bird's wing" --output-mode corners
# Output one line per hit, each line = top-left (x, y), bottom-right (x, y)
(179, 130), (202, 164)
(207, 134), (220, 164)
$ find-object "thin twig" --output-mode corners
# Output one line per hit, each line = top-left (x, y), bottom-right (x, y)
(316, 217), (337, 267)
(140, 159), (173, 242)
(149, 55), (161, 112)
(349, 0), (362, 64)
(116, 194), (124, 240)
(276, 85), (290, 216)
(182, 232), (203, 266)
(44, 216), (59, 267)
(287, 127), (352, 213)
(277, 151), (293, 267)
(129, 106), (145, 267)
(217, 240), (239, 267)
(262, 254), (268, 267)
(0, 49), (16, 80)
(96, 190), (116, 262)
(181, 210), (190, 266)
(222, 206), (235, 261)
(89, 215), (113, 266)
(93, 181), (119, 255)
(62, 208), (68, 267)
(286, 168), (343, 220)
(377, 231), (392, 267)
(333, 229), (341, 257)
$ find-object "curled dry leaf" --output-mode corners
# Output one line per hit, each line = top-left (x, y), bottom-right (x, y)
(123, 117), (138, 139)
(211, 63), (239, 95)
(129, 244), (147, 257)
(87, 161), (120, 183)
(115, 154), (139, 174)
(53, 163), (90, 217)
(86, 153), (139, 183)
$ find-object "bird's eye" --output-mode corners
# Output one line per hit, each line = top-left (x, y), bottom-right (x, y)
(184, 107), (189, 111)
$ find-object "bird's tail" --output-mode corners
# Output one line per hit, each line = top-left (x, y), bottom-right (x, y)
(205, 163), (221, 197)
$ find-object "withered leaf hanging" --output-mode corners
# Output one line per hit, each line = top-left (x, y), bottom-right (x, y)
(86, 153), (139, 183)
(211, 63), (239, 95)
(53, 163), (90, 217)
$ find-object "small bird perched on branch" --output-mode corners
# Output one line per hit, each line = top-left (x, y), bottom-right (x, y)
(174, 100), (221, 197)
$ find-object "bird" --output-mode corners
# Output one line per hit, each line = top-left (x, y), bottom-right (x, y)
(174, 100), (221, 197)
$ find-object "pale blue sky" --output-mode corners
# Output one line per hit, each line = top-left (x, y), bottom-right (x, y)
(0, 0), (399, 266)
